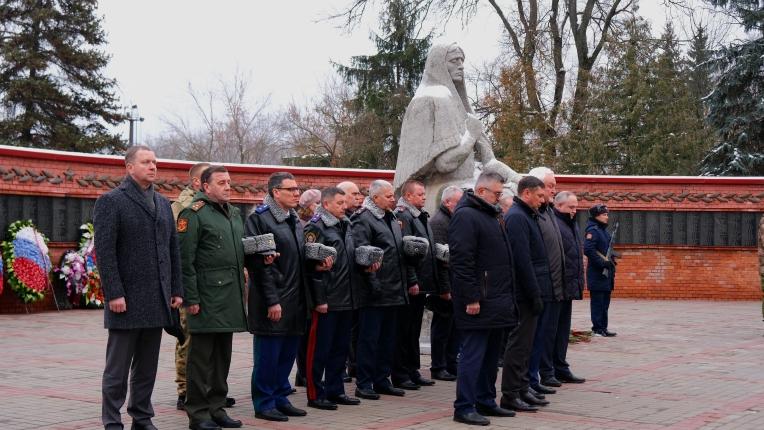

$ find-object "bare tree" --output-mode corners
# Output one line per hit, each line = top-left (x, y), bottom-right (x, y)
(151, 71), (283, 164)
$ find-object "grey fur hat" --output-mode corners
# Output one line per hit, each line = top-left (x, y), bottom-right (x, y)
(242, 233), (277, 255)
(402, 235), (429, 258)
(355, 245), (384, 266)
(434, 243), (449, 263)
(305, 242), (337, 261)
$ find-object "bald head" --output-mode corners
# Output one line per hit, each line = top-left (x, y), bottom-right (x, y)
(337, 181), (363, 211)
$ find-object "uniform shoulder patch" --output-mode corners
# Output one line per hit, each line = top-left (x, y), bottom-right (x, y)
(191, 201), (205, 212)
(255, 204), (270, 214)
(177, 218), (188, 233)
(305, 231), (318, 243)
(585, 232), (593, 240)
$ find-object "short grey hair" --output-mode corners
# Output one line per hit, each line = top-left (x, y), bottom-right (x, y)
(475, 171), (506, 188)
(528, 166), (554, 181)
(441, 185), (462, 203)
(368, 179), (393, 197)
(554, 191), (576, 205)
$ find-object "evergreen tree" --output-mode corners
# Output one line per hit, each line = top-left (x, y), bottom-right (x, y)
(701, 0), (764, 175)
(335, 0), (431, 169)
(687, 24), (713, 119)
(0, 0), (125, 152)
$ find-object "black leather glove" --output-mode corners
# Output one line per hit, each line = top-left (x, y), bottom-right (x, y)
(532, 296), (544, 316)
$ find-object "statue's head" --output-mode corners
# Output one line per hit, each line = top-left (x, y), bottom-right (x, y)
(445, 45), (465, 83)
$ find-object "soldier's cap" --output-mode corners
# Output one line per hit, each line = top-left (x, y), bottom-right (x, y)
(434, 243), (449, 263)
(589, 204), (609, 218)
(402, 235), (429, 258)
(242, 233), (277, 255)
(305, 242), (337, 261)
(355, 245), (384, 267)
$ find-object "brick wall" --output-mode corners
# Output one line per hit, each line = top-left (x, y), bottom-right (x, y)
(1, 145), (762, 312)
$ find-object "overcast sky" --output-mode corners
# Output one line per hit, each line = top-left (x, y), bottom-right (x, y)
(96, 0), (736, 141)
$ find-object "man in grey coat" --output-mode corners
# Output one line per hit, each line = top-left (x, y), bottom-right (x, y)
(94, 145), (184, 430)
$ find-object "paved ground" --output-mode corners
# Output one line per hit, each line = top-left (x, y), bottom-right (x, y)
(1, 299), (763, 430)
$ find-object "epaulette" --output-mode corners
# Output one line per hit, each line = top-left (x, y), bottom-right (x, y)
(310, 213), (321, 223)
(191, 201), (205, 212)
(255, 204), (270, 214)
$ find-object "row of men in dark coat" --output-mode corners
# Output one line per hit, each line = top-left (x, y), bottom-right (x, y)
(94, 145), (616, 430)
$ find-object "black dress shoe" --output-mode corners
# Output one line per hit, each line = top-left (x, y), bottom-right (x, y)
(530, 383), (557, 394)
(520, 390), (549, 406)
(308, 399), (338, 410)
(541, 377), (562, 387)
(431, 369), (457, 381)
(131, 423), (158, 430)
(557, 373), (586, 383)
(255, 409), (288, 422)
(527, 386), (546, 400)
(189, 420), (221, 430)
(225, 397), (236, 407)
(500, 396), (539, 412)
(375, 385), (405, 396)
(604, 329), (617, 337)
(355, 387), (380, 400)
(212, 414), (242, 428)
(328, 394), (361, 405)
(393, 380), (420, 390)
(412, 375), (435, 386)
(475, 404), (516, 417)
(277, 403), (307, 416)
(453, 411), (490, 426)
(177, 395), (186, 411)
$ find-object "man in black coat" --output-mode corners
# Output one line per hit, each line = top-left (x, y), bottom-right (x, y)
(526, 167), (566, 394)
(449, 172), (518, 426)
(392, 180), (437, 390)
(94, 145), (184, 430)
(549, 191), (586, 384)
(500, 175), (551, 413)
(246, 172), (332, 423)
(351, 180), (408, 400)
(303, 187), (361, 410)
(428, 185), (463, 382)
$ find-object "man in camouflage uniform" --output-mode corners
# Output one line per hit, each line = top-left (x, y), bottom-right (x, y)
(178, 165), (248, 430)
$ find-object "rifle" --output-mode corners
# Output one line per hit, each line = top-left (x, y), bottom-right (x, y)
(602, 221), (619, 278)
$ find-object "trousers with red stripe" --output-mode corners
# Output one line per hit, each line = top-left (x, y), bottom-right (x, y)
(306, 309), (354, 401)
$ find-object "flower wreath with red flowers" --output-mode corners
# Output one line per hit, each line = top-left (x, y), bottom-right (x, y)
(1, 220), (52, 303)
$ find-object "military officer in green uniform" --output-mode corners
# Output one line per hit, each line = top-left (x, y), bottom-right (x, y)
(178, 165), (247, 430)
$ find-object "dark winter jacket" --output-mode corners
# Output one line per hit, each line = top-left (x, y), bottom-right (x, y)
(504, 196), (554, 303)
(178, 192), (248, 333)
(537, 204), (565, 302)
(351, 197), (408, 308)
(245, 195), (309, 336)
(584, 218), (615, 292)
(304, 207), (355, 311)
(448, 191), (517, 330)
(94, 176), (183, 330)
(554, 209), (584, 300)
(429, 204), (452, 295)
(394, 197), (438, 294)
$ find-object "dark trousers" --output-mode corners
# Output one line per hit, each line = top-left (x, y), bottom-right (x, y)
(101, 328), (163, 428)
(430, 306), (460, 375)
(528, 300), (562, 386)
(296, 317), (310, 382)
(306, 310), (353, 400)
(454, 328), (503, 415)
(347, 310), (359, 376)
(392, 294), (426, 383)
(546, 300), (573, 378)
(500, 301), (538, 397)
(590, 290), (611, 332)
(356, 306), (398, 390)
(186, 332), (233, 424)
(251, 335), (299, 412)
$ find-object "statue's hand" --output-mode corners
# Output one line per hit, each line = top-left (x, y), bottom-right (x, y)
(484, 158), (522, 184)
(465, 114), (483, 138)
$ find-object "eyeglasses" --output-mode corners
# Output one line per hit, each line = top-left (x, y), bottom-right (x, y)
(275, 187), (301, 193)
(479, 187), (503, 199)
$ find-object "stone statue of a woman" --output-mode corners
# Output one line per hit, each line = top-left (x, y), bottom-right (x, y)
(394, 43), (521, 212)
